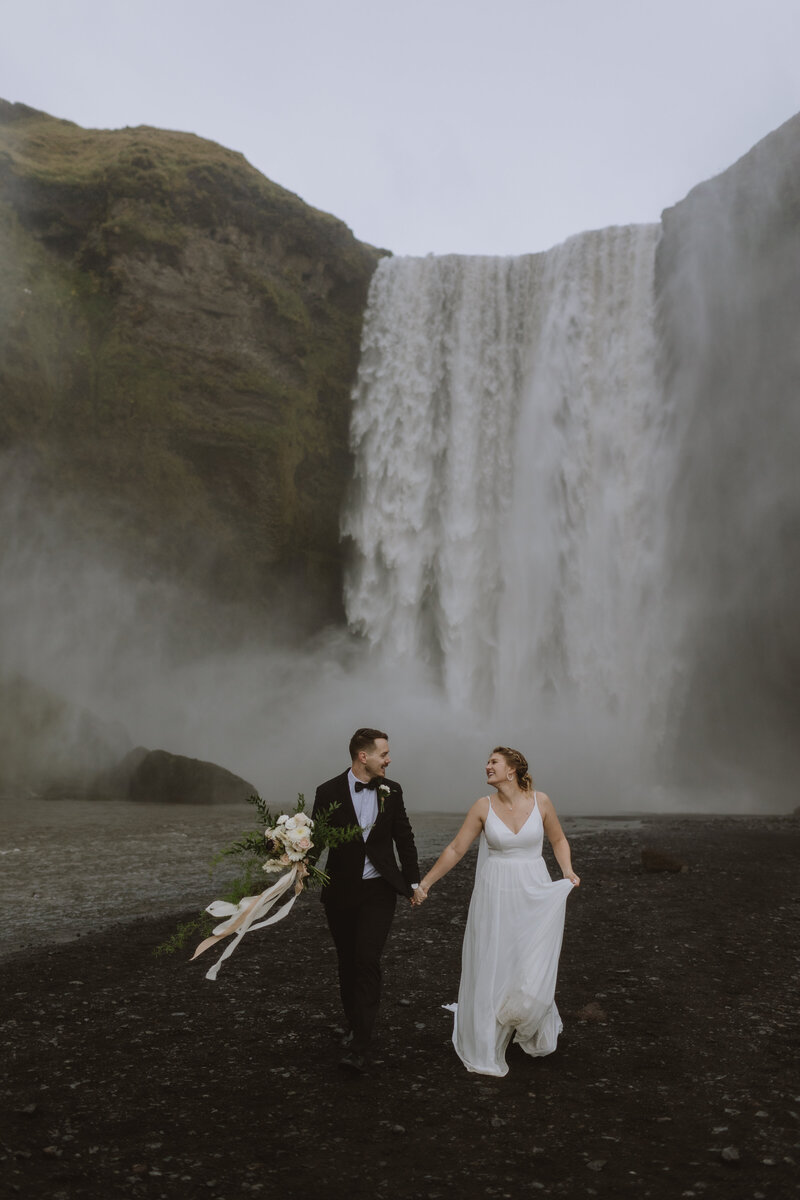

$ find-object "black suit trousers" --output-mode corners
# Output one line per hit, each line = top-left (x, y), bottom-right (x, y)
(324, 877), (397, 1052)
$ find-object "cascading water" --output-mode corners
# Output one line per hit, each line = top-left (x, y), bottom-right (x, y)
(2, 115), (796, 812)
(343, 225), (670, 797)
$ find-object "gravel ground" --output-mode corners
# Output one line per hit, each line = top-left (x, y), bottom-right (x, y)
(2, 815), (799, 1200)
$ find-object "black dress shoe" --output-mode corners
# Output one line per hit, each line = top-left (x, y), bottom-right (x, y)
(338, 1050), (368, 1075)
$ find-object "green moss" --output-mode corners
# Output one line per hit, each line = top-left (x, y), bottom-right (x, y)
(0, 99), (384, 620)
(255, 274), (312, 330)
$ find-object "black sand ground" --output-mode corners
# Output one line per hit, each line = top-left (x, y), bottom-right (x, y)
(2, 816), (799, 1200)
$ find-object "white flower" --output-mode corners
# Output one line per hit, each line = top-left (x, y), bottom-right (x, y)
(262, 805), (315, 874)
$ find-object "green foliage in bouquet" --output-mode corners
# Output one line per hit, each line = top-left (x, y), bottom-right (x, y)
(153, 914), (214, 957)
(155, 791), (362, 955)
(215, 791), (362, 893)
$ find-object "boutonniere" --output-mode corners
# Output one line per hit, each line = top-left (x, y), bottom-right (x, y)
(377, 784), (391, 813)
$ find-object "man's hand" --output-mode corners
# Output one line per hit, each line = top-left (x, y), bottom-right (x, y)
(410, 886), (428, 907)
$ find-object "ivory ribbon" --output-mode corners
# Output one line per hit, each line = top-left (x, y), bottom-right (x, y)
(191, 866), (302, 981)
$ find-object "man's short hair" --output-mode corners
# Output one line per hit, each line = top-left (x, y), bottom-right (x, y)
(349, 727), (388, 761)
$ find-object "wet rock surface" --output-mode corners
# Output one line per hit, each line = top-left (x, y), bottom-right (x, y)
(2, 815), (799, 1198)
(126, 750), (256, 806)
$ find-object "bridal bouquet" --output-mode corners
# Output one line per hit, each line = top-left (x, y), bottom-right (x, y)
(262, 810), (316, 877)
(214, 791), (359, 889)
(182, 792), (361, 980)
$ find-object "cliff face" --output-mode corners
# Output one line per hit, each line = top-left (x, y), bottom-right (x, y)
(656, 113), (800, 785)
(0, 100), (384, 622)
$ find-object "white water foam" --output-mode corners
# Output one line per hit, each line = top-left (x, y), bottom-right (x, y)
(344, 226), (671, 796)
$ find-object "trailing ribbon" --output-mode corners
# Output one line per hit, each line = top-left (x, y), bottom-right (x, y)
(191, 865), (304, 981)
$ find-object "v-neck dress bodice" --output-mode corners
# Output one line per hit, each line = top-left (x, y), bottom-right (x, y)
(450, 793), (575, 1076)
(484, 796), (544, 854)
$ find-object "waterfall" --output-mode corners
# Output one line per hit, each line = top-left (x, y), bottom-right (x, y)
(343, 225), (668, 795)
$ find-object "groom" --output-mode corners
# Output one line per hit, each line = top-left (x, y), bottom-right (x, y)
(312, 727), (421, 1074)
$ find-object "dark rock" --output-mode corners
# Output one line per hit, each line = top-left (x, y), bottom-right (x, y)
(3, 813), (800, 1200)
(576, 1002), (608, 1022)
(127, 748), (255, 805)
(88, 746), (150, 799)
(657, 111), (800, 794)
(640, 847), (688, 873)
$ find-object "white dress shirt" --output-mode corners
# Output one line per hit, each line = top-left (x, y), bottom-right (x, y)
(348, 769), (381, 880)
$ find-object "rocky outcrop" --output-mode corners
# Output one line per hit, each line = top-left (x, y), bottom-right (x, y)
(0, 676), (255, 801)
(0, 100), (385, 624)
(87, 745), (150, 800)
(127, 748), (256, 805)
(640, 847), (688, 874)
(656, 112), (800, 787)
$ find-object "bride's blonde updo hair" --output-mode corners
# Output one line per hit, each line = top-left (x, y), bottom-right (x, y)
(493, 746), (533, 791)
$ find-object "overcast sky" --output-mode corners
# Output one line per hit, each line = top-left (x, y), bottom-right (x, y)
(3, 0), (799, 256)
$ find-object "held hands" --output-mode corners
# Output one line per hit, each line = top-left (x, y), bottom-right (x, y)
(410, 885), (429, 907)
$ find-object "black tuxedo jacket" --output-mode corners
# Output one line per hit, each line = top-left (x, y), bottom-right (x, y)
(312, 770), (420, 907)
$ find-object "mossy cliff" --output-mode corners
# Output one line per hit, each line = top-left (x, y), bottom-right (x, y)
(0, 100), (385, 622)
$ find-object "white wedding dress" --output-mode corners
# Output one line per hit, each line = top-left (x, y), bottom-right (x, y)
(450, 794), (575, 1076)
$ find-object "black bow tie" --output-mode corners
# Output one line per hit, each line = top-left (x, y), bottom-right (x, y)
(354, 778), (380, 792)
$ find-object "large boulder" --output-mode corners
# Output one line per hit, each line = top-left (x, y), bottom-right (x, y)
(127, 748), (256, 805)
(87, 745), (150, 800)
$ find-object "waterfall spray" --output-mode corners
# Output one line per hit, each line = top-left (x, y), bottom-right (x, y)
(343, 226), (670, 800)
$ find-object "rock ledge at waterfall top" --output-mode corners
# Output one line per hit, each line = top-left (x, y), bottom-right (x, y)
(0, 99), (386, 622)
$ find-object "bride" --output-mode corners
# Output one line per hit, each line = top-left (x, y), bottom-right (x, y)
(413, 746), (579, 1076)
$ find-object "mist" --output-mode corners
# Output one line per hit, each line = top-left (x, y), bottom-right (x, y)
(338, 119), (800, 814)
(2, 114), (799, 817)
(2, 449), (691, 815)
(0, 460), (505, 812)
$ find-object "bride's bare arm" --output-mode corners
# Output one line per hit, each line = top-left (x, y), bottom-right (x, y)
(540, 793), (580, 885)
(414, 798), (488, 901)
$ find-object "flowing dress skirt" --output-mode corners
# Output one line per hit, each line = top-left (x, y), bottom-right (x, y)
(452, 800), (574, 1076)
